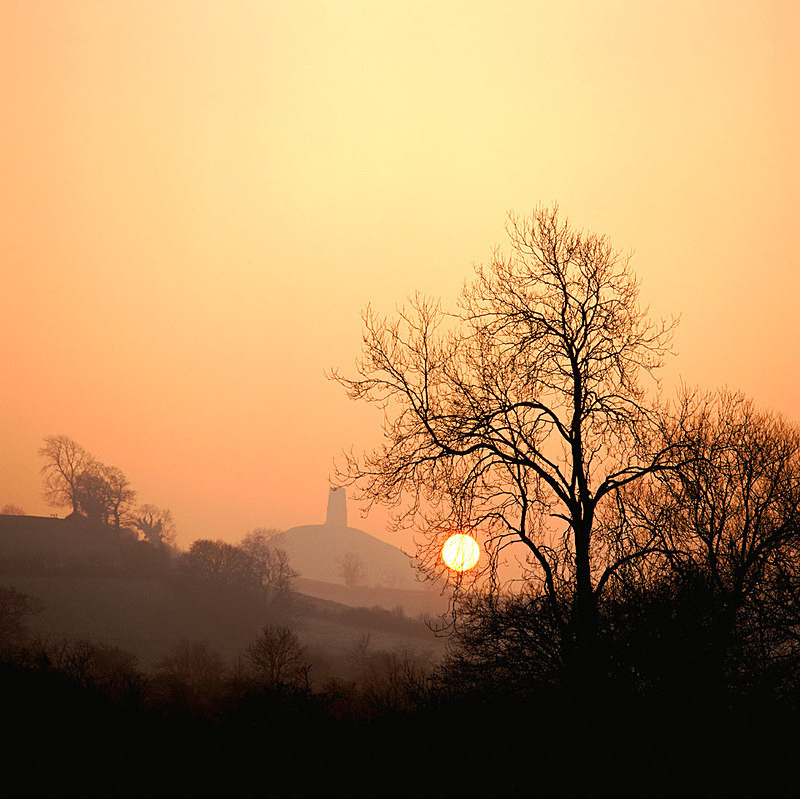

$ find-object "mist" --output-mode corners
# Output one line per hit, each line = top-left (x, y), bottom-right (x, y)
(2, 1), (800, 794)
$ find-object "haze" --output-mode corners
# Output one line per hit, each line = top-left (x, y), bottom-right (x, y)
(2, 1), (798, 548)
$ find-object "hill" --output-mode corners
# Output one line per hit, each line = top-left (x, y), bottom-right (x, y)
(3, 572), (446, 674)
(0, 513), (162, 575)
(0, 513), (447, 675)
(269, 522), (421, 588)
(293, 576), (450, 618)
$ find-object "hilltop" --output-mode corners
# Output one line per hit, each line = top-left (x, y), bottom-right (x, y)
(0, 508), (449, 674)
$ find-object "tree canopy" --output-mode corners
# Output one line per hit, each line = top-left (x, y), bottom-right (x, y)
(335, 205), (800, 691)
(334, 205), (680, 662)
(38, 435), (173, 545)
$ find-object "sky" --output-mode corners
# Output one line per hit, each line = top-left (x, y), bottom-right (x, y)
(1, 0), (798, 550)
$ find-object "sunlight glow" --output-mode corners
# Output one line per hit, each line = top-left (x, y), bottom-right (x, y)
(441, 533), (480, 572)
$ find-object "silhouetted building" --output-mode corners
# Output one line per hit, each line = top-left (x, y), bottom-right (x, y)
(326, 487), (347, 527)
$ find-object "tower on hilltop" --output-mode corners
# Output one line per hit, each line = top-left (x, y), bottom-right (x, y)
(325, 487), (347, 527)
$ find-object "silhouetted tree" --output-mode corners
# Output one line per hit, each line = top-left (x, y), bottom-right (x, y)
(41, 637), (145, 701)
(39, 435), (93, 515)
(180, 539), (249, 584)
(240, 529), (298, 599)
(621, 389), (800, 684)
(346, 633), (432, 712)
(0, 504), (25, 515)
(39, 436), (136, 529)
(337, 551), (366, 588)
(74, 467), (112, 524)
(99, 465), (137, 530)
(131, 504), (175, 548)
(245, 624), (310, 690)
(439, 587), (565, 694)
(154, 640), (227, 707)
(333, 205), (678, 673)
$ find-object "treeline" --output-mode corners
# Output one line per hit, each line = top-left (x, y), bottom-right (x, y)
(177, 530), (297, 599)
(2, 581), (799, 795)
(37, 433), (175, 545)
(435, 390), (800, 703)
(3, 436), (306, 595)
(0, 591), (430, 712)
(332, 208), (800, 727)
(0, 581), (445, 794)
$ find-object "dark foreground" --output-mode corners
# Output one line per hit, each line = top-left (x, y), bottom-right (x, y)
(4, 660), (800, 799)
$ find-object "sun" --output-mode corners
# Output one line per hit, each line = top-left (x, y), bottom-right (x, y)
(441, 533), (480, 572)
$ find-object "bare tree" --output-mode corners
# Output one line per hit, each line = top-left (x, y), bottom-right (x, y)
(71, 460), (136, 528)
(39, 435), (93, 515)
(100, 465), (137, 530)
(41, 637), (143, 699)
(337, 551), (366, 588)
(131, 504), (175, 548)
(333, 205), (678, 669)
(622, 389), (800, 676)
(245, 624), (310, 690)
(180, 539), (249, 583)
(154, 640), (227, 705)
(240, 529), (298, 599)
(38, 436), (136, 529)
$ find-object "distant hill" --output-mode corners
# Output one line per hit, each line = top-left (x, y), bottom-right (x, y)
(293, 576), (450, 619)
(2, 571), (446, 672)
(270, 523), (421, 589)
(272, 487), (426, 590)
(0, 511), (448, 673)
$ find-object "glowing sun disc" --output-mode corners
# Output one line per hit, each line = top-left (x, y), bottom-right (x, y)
(442, 533), (480, 572)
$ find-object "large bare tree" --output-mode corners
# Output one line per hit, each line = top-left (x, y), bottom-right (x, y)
(40, 435), (136, 528)
(39, 434), (93, 515)
(333, 205), (678, 666)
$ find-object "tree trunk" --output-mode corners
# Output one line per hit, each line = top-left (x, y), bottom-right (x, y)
(568, 520), (600, 688)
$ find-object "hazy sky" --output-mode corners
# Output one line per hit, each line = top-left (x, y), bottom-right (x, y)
(2, 1), (798, 549)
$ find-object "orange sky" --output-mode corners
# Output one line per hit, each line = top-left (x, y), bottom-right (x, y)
(1, 1), (798, 550)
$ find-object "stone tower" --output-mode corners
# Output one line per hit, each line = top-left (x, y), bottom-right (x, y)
(325, 487), (347, 527)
